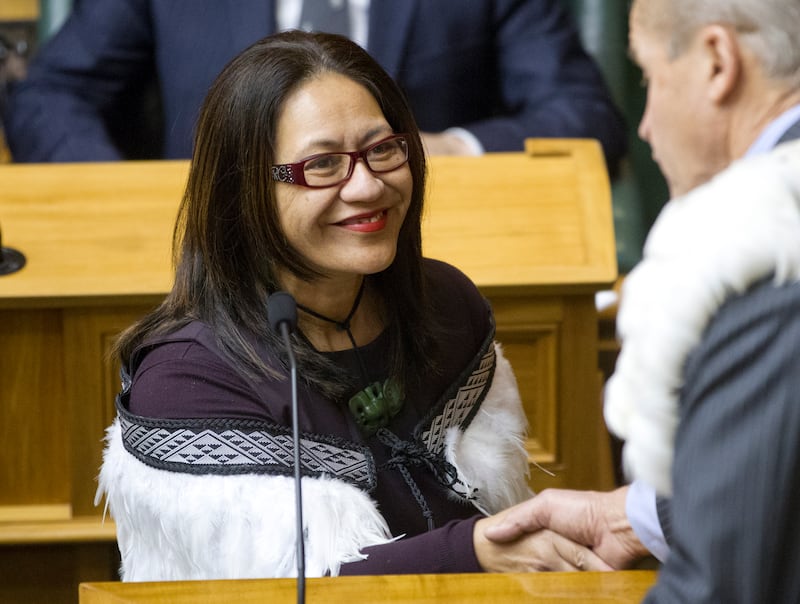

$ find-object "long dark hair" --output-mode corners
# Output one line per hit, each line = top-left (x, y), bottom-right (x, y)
(115, 31), (434, 399)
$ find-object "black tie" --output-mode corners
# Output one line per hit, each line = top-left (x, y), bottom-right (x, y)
(299, 0), (350, 36)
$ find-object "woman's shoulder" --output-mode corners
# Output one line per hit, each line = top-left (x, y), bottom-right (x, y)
(422, 257), (477, 290)
(422, 257), (492, 341)
(127, 320), (278, 420)
(129, 321), (224, 379)
(423, 257), (489, 311)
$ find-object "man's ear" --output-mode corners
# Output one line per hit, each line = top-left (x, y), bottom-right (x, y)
(701, 24), (742, 104)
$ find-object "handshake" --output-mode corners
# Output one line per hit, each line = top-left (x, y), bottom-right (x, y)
(474, 486), (652, 573)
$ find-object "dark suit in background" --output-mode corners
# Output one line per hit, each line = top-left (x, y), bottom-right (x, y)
(2, 0), (626, 165)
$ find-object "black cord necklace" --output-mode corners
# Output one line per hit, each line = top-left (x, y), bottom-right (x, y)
(295, 279), (403, 436)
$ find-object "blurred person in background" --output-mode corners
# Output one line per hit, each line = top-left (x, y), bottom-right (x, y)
(2, 0), (626, 166)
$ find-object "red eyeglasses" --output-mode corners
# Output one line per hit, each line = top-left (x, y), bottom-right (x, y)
(271, 134), (409, 188)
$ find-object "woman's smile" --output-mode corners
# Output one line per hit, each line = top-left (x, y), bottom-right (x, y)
(336, 209), (389, 232)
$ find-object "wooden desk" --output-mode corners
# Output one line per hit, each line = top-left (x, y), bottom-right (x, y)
(80, 571), (658, 603)
(0, 139), (617, 602)
(0, 0), (37, 22)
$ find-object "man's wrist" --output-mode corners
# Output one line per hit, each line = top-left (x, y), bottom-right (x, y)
(420, 130), (482, 156)
(625, 480), (670, 562)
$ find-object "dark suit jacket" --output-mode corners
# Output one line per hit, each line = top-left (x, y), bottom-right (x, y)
(645, 277), (800, 603)
(3, 0), (626, 164)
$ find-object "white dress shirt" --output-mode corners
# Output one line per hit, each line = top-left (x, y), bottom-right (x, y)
(276, 0), (370, 49)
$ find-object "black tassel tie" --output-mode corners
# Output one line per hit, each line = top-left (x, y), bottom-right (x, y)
(376, 428), (473, 532)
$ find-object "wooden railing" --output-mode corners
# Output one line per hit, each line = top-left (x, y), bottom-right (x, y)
(80, 571), (658, 603)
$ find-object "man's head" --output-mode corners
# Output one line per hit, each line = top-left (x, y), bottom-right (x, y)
(629, 0), (800, 197)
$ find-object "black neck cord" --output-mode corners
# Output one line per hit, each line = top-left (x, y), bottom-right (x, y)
(295, 278), (371, 385)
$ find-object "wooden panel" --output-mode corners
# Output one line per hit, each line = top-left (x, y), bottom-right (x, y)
(63, 306), (156, 514)
(558, 296), (614, 489)
(0, 504), (72, 523)
(0, 161), (186, 306)
(0, 309), (70, 505)
(0, 141), (614, 307)
(493, 294), (613, 493)
(0, 517), (116, 545)
(1, 543), (119, 604)
(492, 298), (562, 465)
(424, 140), (616, 292)
(500, 325), (558, 463)
(0, 304), (151, 514)
(79, 571), (658, 604)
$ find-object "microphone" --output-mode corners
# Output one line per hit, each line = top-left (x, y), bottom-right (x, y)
(0, 224), (26, 276)
(267, 291), (305, 604)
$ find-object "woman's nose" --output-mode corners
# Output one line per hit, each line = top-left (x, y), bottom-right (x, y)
(338, 159), (384, 202)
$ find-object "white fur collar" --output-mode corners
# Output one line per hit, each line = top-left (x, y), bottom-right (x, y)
(604, 140), (800, 496)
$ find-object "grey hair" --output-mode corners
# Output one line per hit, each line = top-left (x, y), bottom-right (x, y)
(639, 0), (800, 87)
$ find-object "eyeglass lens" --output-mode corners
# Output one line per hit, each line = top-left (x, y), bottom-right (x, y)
(303, 137), (407, 186)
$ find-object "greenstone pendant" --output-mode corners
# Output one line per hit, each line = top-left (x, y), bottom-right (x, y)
(348, 377), (404, 435)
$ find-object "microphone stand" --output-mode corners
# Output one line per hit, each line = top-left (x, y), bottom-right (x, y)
(269, 292), (305, 604)
(279, 319), (305, 604)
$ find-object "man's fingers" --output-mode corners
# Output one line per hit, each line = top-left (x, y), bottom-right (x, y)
(568, 545), (614, 572)
(552, 535), (614, 572)
(483, 498), (549, 543)
(484, 516), (543, 543)
(525, 532), (614, 572)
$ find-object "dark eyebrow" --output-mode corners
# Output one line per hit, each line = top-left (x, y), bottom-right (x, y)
(361, 126), (394, 146)
(302, 139), (341, 154)
(298, 126), (394, 158)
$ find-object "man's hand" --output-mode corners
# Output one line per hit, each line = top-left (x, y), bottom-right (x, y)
(474, 516), (613, 573)
(483, 486), (650, 569)
(420, 131), (475, 156)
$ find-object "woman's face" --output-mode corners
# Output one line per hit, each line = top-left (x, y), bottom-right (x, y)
(272, 72), (413, 282)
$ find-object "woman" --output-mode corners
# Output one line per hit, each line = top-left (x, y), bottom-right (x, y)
(97, 31), (606, 580)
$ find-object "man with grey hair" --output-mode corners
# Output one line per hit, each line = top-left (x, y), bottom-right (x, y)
(484, 0), (800, 601)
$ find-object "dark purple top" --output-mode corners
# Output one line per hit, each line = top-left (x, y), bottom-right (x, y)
(127, 259), (494, 574)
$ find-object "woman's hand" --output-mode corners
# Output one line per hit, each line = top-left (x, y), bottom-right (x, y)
(481, 487), (650, 570)
(473, 514), (613, 572)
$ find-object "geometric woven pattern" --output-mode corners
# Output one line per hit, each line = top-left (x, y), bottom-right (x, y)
(421, 343), (496, 454)
(116, 332), (497, 496)
(119, 411), (375, 490)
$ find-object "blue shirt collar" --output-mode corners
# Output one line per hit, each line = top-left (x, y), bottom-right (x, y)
(746, 104), (800, 157)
